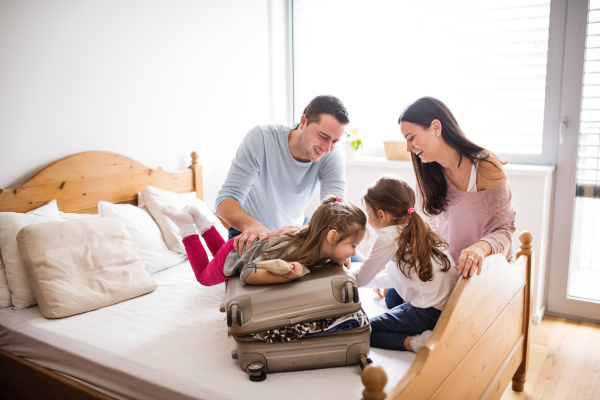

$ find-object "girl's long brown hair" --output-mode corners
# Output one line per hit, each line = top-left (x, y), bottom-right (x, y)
(399, 97), (507, 216)
(262, 196), (367, 268)
(363, 177), (451, 282)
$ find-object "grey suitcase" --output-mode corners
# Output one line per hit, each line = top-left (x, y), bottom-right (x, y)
(220, 265), (372, 380)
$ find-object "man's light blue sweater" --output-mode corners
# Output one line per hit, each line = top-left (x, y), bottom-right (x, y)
(215, 124), (346, 231)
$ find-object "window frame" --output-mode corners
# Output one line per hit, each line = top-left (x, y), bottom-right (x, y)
(290, 0), (570, 166)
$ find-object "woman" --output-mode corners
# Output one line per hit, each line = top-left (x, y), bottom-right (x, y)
(382, 96), (516, 308)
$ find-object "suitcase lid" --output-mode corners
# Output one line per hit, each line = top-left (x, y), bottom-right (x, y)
(220, 265), (361, 336)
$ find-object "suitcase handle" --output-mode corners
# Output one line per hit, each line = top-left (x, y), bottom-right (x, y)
(342, 282), (355, 303)
(343, 285), (349, 303)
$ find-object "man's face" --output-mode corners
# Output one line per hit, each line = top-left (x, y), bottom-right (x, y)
(298, 113), (346, 162)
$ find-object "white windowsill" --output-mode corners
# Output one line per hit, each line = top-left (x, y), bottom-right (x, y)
(345, 156), (556, 178)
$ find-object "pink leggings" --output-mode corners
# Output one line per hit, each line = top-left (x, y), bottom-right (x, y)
(182, 226), (235, 286)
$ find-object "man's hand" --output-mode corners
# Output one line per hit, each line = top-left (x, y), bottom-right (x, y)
(234, 222), (270, 256)
(282, 262), (304, 282)
(267, 225), (302, 239)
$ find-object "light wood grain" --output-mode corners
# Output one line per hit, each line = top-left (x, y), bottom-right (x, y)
(500, 316), (600, 400)
(0, 151), (199, 214)
(362, 232), (533, 400)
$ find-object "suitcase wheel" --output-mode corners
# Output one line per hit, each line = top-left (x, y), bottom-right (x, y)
(358, 354), (373, 371)
(227, 309), (232, 327)
(237, 308), (243, 327)
(247, 362), (267, 382)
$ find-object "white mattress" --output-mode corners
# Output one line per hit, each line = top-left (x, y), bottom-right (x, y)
(0, 261), (415, 399)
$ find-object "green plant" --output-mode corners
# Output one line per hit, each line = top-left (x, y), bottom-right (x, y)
(345, 128), (363, 151)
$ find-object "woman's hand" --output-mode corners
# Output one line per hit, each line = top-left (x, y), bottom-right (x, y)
(282, 262), (304, 282)
(457, 241), (492, 277)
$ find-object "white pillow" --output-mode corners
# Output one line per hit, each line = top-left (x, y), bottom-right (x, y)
(98, 202), (187, 274)
(59, 211), (100, 220)
(17, 218), (158, 318)
(0, 200), (60, 308)
(27, 199), (61, 218)
(0, 214), (62, 309)
(0, 255), (9, 308)
(140, 186), (228, 254)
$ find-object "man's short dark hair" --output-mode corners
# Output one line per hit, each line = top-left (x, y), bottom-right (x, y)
(302, 95), (350, 125)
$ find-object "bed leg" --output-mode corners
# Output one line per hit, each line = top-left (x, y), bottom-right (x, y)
(361, 364), (387, 400)
(512, 372), (526, 392)
(512, 231), (533, 393)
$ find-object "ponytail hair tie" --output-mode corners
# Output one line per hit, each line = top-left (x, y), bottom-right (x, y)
(336, 197), (343, 202)
(407, 208), (416, 215)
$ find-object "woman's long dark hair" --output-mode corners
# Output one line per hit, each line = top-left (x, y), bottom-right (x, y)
(261, 196), (367, 268)
(363, 177), (451, 282)
(398, 97), (505, 216)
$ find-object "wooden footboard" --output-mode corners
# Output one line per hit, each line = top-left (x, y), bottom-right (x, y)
(362, 231), (533, 400)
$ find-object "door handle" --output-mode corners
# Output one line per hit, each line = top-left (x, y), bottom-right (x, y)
(559, 118), (568, 144)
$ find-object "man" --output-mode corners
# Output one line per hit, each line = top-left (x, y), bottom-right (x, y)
(216, 95), (349, 255)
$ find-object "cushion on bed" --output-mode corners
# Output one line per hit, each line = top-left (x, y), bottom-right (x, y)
(16, 217), (157, 319)
(0, 256), (9, 308)
(0, 200), (62, 309)
(141, 186), (228, 254)
(98, 201), (187, 273)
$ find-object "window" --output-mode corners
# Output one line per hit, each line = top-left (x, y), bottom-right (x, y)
(293, 0), (552, 158)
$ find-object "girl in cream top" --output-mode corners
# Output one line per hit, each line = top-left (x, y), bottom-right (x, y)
(351, 177), (459, 353)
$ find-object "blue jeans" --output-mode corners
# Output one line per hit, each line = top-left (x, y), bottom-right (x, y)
(370, 304), (441, 351)
(385, 289), (404, 309)
(228, 217), (366, 262)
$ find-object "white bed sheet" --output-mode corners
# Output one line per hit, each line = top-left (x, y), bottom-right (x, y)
(0, 261), (415, 400)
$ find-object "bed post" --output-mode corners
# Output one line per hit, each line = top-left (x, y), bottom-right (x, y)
(361, 364), (387, 400)
(189, 151), (204, 201)
(512, 231), (533, 392)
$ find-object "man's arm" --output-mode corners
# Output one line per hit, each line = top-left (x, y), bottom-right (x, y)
(217, 199), (270, 256)
(318, 148), (347, 199)
(215, 126), (269, 255)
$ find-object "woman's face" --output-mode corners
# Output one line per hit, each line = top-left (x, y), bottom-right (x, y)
(400, 121), (441, 163)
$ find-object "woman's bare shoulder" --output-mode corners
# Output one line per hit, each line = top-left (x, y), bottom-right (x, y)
(477, 155), (507, 190)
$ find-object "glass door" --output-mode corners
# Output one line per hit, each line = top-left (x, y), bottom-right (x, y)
(548, 0), (600, 322)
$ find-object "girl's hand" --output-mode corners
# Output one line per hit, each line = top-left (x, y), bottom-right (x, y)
(457, 241), (492, 278)
(282, 262), (304, 282)
(344, 257), (352, 270)
(373, 288), (388, 299)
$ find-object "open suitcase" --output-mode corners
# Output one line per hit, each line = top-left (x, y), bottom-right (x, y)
(220, 265), (372, 381)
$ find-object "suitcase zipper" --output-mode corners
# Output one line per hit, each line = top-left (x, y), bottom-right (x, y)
(234, 324), (371, 343)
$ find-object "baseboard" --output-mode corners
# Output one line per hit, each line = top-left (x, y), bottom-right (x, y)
(532, 305), (546, 325)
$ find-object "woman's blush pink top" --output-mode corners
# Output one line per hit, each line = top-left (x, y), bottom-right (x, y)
(416, 175), (517, 264)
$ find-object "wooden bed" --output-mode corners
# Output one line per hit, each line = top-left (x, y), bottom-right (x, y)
(0, 151), (532, 400)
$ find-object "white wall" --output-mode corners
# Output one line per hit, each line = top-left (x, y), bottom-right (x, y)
(0, 0), (291, 210)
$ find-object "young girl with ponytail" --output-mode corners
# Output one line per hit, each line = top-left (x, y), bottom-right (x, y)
(161, 196), (366, 287)
(352, 176), (459, 353)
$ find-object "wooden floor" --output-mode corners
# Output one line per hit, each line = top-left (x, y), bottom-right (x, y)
(500, 316), (600, 400)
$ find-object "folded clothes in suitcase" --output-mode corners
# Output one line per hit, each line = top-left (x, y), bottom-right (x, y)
(220, 265), (372, 381)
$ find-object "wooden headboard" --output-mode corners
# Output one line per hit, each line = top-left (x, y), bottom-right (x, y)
(0, 151), (202, 214)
